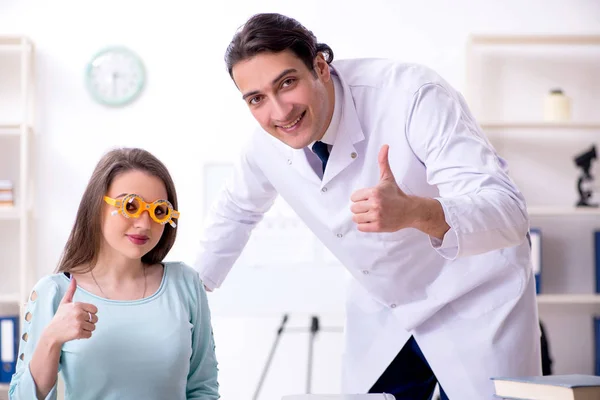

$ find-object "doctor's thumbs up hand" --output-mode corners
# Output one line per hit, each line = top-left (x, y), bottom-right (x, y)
(43, 277), (98, 345)
(350, 144), (419, 233)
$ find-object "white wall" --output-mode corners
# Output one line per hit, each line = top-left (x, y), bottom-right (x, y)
(1, 0), (600, 399)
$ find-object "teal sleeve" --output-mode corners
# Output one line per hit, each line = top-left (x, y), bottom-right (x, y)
(186, 274), (220, 399)
(9, 278), (61, 400)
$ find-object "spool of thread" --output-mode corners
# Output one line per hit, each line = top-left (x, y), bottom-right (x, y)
(543, 88), (571, 122)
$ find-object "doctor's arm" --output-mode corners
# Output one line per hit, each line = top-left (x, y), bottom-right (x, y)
(194, 143), (278, 290)
(405, 82), (529, 260)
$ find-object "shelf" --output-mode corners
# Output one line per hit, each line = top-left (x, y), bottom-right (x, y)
(537, 294), (600, 305)
(469, 35), (600, 46)
(0, 36), (27, 45)
(0, 124), (32, 136)
(0, 207), (20, 220)
(527, 206), (600, 216)
(0, 35), (33, 52)
(0, 293), (20, 304)
(480, 122), (600, 130)
(0, 124), (22, 136)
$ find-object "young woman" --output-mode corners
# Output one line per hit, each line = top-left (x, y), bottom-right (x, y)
(9, 148), (219, 400)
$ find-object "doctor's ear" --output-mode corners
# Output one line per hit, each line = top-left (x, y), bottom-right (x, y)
(313, 54), (331, 80)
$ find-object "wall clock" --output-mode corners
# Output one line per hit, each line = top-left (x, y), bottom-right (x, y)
(85, 46), (146, 107)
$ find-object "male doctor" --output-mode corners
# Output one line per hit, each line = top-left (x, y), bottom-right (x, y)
(195, 12), (542, 400)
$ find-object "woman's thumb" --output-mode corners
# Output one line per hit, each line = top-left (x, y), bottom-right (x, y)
(60, 277), (77, 304)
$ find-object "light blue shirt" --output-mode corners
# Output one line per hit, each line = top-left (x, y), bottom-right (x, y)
(9, 262), (220, 400)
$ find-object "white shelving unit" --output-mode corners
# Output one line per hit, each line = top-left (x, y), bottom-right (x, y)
(466, 34), (600, 375)
(0, 36), (36, 304)
(468, 34), (600, 46)
(0, 36), (36, 392)
(480, 122), (600, 131)
(528, 207), (600, 217)
(0, 206), (21, 220)
(537, 294), (600, 305)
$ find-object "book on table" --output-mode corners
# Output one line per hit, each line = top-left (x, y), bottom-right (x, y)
(491, 374), (600, 400)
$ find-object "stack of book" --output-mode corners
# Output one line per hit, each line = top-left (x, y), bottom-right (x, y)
(0, 180), (13, 207)
(492, 374), (600, 399)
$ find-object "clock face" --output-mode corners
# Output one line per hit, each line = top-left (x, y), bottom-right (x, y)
(85, 46), (146, 107)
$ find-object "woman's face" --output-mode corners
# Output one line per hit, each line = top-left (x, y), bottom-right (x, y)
(100, 170), (168, 262)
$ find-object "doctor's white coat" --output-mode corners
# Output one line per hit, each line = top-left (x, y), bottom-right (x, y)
(195, 58), (542, 399)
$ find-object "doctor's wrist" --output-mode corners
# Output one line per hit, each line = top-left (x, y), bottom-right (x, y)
(408, 196), (450, 240)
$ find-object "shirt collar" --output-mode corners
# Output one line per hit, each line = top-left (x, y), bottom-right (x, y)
(310, 74), (342, 150)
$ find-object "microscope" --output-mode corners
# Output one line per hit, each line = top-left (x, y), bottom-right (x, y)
(574, 144), (598, 207)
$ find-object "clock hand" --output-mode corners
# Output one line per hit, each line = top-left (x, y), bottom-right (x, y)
(112, 72), (120, 97)
(112, 72), (121, 96)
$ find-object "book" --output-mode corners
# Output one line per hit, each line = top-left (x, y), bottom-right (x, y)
(595, 317), (600, 376)
(0, 180), (12, 191)
(0, 180), (14, 207)
(0, 316), (18, 383)
(529, 228), (542, 294)
(0, 192), (13, 204)
(595, 231), (600, 294)
(491, 374), (600, 400)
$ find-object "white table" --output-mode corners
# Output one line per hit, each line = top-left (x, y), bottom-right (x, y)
(282, 395), (396, 400)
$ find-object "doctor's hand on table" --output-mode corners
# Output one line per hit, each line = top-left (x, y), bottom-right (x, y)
(350, 144), (450, 241)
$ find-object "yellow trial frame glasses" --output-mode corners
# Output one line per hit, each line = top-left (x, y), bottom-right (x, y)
(103, 194), (180, 228)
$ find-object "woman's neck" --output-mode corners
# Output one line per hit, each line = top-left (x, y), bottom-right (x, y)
(83, 255), (148, 300)
(91, 252), (145, 283)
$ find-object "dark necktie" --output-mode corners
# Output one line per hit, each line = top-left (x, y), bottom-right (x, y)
(312, 141), (330, 173)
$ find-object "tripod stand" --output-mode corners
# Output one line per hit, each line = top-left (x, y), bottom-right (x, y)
(252, 314), (343, 400)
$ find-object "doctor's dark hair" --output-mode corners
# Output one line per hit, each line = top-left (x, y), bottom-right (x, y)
(225, 13), (334, 78)
(55, 148), (178, 274)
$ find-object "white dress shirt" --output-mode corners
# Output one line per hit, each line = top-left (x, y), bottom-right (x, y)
(306, 75), (342, 178)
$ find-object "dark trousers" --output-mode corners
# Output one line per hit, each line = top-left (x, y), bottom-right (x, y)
(368, 336), (449, 400)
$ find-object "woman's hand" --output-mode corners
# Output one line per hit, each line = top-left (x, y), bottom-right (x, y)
(42, 277), (98, 346)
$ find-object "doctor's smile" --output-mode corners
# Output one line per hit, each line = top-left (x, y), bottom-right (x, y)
(275, 110), (306, 132)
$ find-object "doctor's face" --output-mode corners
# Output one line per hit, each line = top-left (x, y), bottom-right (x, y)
(232, 50), (334, 149)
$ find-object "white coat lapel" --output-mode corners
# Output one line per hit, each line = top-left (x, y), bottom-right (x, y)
(321, 71), (365, 187)
(283, 67), (366, 187)
(289, 147), (321, 185)
(262, 132), (320, 185)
